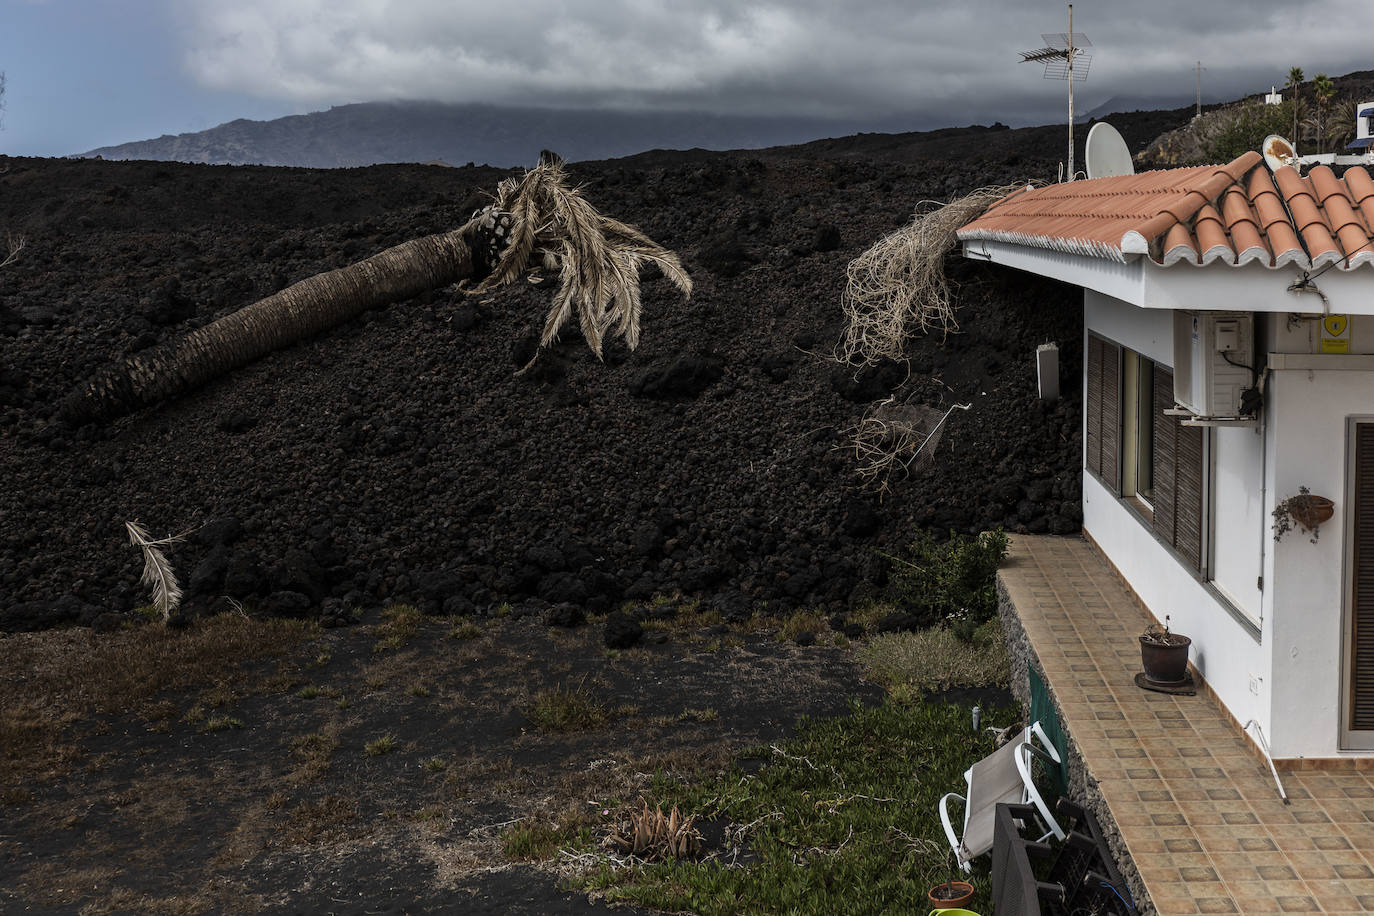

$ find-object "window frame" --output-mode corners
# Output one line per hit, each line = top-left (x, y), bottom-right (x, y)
(1086, 332), (1208, 576)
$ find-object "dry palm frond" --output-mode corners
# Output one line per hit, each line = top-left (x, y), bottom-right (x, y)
(602, 798), (703, 861)
(847, 399), (971, 496)
(837, 184), (1028, 367)
(471, 152), (692, 369)
(1, 233), (24, 270)
(125, 520), (185, 623)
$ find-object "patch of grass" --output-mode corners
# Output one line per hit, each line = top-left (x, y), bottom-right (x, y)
(305, 651), (332, 670)
(578, 700), (1020, 915)
(364, 733), (398, 757)
(405, 682), (431, 698)
(859, 618), (1010, 702)
(284, 794), (356, 845)
(199, 716), (244, 733)
(289, 731), (341, 782)
(637, 597), (720, 635)
(651, 707), (720, 727)
(373, 603), (421, 652)
(502, 814), (595, 862)
(447, 620), (483, 640)
(424, 756), (447, 772)
(779, 611), (826, 644)
(296, 686), (323, 699)
(526, 682), (609, 733)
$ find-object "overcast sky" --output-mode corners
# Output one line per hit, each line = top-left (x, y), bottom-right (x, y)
(2, 0), (1370, 157)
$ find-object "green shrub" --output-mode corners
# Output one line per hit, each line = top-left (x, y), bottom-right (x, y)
(859, 620), (1010, 702)
(886, 528), (1008, 637)
(1198, 99), (1295, 162)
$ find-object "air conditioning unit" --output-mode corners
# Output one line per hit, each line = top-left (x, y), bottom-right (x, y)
(1172, 311), (1254, 418)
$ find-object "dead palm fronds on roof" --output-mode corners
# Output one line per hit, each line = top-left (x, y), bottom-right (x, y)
(836, 184), (1026, 368)
(60, 151), (690, 426)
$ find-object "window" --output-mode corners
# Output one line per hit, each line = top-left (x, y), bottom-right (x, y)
(1122, 351), (1155, 506)
(1086, 333), (1206, 574)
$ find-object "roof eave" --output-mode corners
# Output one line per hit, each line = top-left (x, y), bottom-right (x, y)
(960, 238), (1146, 306)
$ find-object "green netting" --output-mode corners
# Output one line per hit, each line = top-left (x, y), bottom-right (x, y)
(1029, 665), (1070, 795)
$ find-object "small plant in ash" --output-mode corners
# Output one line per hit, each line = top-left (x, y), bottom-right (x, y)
(603, 798), (704, 861)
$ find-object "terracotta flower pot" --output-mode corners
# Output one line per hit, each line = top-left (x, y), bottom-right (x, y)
(1140, 634), (1191, 684)
(1291, 495), (1334, 530)
(928, 880), (975, 909)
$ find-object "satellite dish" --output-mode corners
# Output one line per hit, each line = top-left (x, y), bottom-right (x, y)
(1263, 134), (1299, 171)
(1085, 122), (1134, 179)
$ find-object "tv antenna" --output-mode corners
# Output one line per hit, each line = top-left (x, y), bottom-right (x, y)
(1020, 4), (1092, 181)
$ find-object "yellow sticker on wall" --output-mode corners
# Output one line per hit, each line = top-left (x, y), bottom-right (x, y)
(1321, 314), (1351, 353)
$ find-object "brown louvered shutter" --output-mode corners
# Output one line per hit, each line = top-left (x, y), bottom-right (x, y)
(1175, 420), (1205, 573)
(1086, 336), (1103, 477)
(1100, 340), (1121, 493)
(1152, 367), (1178, 545)
(1351, 424), (1374, 730)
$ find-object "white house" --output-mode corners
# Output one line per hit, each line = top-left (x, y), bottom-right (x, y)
(957, 149), (1374, 763)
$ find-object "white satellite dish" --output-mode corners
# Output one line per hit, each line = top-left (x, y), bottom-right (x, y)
(1084, 122), (1134, 179)
(1263, 134), (1299, 171)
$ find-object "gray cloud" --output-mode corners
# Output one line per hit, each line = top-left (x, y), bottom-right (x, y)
(177, 0), (1373, 126)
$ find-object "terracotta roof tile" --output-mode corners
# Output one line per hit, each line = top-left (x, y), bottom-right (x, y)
(1194, 204), (1233, 265)
(1246, 168), (1307, 267)
(957, 148), (1374, 271)
(1220, 188), (1269, 265)
(1162, 221), (1199, 266)
(1273, 166), (1343, 267)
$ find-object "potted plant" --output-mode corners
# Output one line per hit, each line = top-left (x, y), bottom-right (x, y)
(1272, 487), (1335, 543)
(928, 850), (975, 910)
(1139, 615), (1191, 685)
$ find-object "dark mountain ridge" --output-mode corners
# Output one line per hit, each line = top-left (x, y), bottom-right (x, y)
(80, 100), (918, 169)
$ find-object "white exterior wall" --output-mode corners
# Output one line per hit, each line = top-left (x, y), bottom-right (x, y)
(1210, 426), (1266, 621)
(1083, 291), (1273, 741)
(1266, 369), (1374, 757)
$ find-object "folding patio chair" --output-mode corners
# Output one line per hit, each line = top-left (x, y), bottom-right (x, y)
(937, 721), (1065, 871)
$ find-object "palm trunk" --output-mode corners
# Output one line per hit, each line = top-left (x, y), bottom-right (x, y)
(61, 218), (486, 426)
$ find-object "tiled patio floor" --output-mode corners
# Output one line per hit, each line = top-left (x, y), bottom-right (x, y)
(999, 535), (1374, 915)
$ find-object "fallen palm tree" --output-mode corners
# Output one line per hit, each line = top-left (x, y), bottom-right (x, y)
(60, 152), (691, 426)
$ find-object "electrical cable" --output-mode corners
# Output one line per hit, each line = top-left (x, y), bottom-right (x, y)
(1099, 880), (1135, 912)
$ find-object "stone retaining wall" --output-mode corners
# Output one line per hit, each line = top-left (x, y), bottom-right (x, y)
(997, 575), (1154, 916)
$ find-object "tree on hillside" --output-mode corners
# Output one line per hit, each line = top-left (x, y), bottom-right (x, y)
(60, 152), (691, 426)
(1310, 74), (1337, 152)
(1197, 99), (1293, 162)
(1286, 67), (1304, 141)
(1326, 99), (1359, 151)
